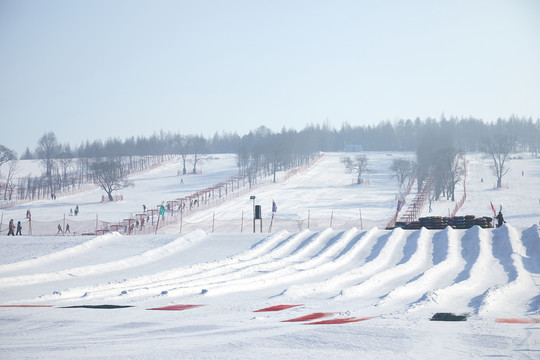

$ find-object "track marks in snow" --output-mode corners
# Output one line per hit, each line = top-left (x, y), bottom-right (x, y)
(377, 227), (463, 310)
(0, 230), (208, 288)
(409, 227), (508, 314)
(477, 225), (539, 316)
(164, 228), (366, 297)
(7, 225), (539, 319)
(0, 232), (125, 275)
(339, 228), (434, 301)
(22, 230), (291, 302)
(284, 227), (404, 299)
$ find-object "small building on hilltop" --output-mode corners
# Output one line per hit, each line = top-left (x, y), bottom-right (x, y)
(345, 144), (363, 152)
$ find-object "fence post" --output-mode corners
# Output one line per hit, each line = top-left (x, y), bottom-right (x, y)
(359, 209), (363, 230)
(179, 209), (183, 233)
(330, 210), (333, 228)
(241, 210), (244, 233)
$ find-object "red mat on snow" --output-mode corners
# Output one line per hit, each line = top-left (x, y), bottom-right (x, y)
(0, 305), (53, 308)
(253, 304), (303, 312)
(282, 312), (335, 322)
(147, 304), (205, 311)
(305, 316), (373, 325)
(495, 318), (540, 324)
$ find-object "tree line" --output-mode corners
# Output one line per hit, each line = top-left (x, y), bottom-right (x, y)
(1, 116), (538, 203)
(13, 116), (539, 161)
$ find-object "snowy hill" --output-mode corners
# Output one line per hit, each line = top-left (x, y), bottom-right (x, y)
(0, 152), (539, 359)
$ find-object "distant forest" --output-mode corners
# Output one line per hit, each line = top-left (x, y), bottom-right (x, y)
(19, 115), (540, 160)
(1, 115), (537, 203)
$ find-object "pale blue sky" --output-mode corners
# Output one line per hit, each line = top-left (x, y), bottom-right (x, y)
(1, 0), (539, 154)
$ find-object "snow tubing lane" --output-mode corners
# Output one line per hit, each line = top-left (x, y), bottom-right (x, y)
(305, 317), (373, 325)
(282, 312), (335, 322)
(430, 313), (469, 321)
(254, 304), (303, 312)
(0, 305), (54, 307)
(147, 304), (205, 311)
(60, 305), (134, 309)
(495, 318), (540, 324)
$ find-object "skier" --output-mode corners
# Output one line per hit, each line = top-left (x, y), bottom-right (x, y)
(66, 223), (70, 234)
(7, 219), (15, 236)
(74, 205), (79, 216)
(57, 224), (63, 235)
(496, 211), (506, 228)
(16, 221), (22, 235)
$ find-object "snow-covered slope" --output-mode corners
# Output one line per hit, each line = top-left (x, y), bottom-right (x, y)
(0, 152), (539, 359)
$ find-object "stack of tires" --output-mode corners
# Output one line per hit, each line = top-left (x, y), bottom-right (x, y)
(388, 215), (493, 230)
(419, 216), (447, 229)
(474, 216), (493, 228)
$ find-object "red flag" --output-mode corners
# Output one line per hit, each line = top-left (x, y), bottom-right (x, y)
(490, 201), (496, 217)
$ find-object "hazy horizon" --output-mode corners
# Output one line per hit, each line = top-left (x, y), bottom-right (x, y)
(2, 0), (539, 155)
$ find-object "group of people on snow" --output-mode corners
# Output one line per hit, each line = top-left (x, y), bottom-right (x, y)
(7, 219), (22, 236)
(57, 223), (70, 235)
(69, 205), (80, 216)
(6, 206), (79, 236)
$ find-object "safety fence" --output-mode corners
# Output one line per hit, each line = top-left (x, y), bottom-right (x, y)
(176, 210), (387, 234)
(0, 216), (112, 237)
(1, 154), (326, 236)
(0, 209), (387, 236)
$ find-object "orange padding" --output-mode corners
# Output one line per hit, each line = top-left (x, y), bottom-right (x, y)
(305, 316), (373, 325)
(254, 304), (303, 312)
(495, 318), (540, 324)
(0, 305), (53, 307)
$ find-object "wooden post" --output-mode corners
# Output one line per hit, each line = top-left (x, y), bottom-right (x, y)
(330, 210), (334, 228)
(268, 212), (274, 233)
(179, 207), (183, 233)
(27, 211), (32, 235)
(359, 209), (363, 230)
(241, 210), (244, 233)
(63, 214), (66, 236)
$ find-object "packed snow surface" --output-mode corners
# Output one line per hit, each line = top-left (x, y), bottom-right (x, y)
(1, 152), (539, 359)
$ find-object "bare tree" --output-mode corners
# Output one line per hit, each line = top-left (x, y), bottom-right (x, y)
(91, 159), (133, 201)
(36, 132), (60, 194)
(0, 144), (16, 168)
(484, 134), (513, 188)
(341, 154), (371, 184)
(58, 144), (74, 190)
(447, 151), (465, 201)
(434, 148), (465, 201)
(0, 145), (17, 200)
(3, 159), (18, 200)
(391, 158), (415, 189)
(36, 132), (59, 177)
(175, 135), (190, 175)
(190, 136), (207, 174)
